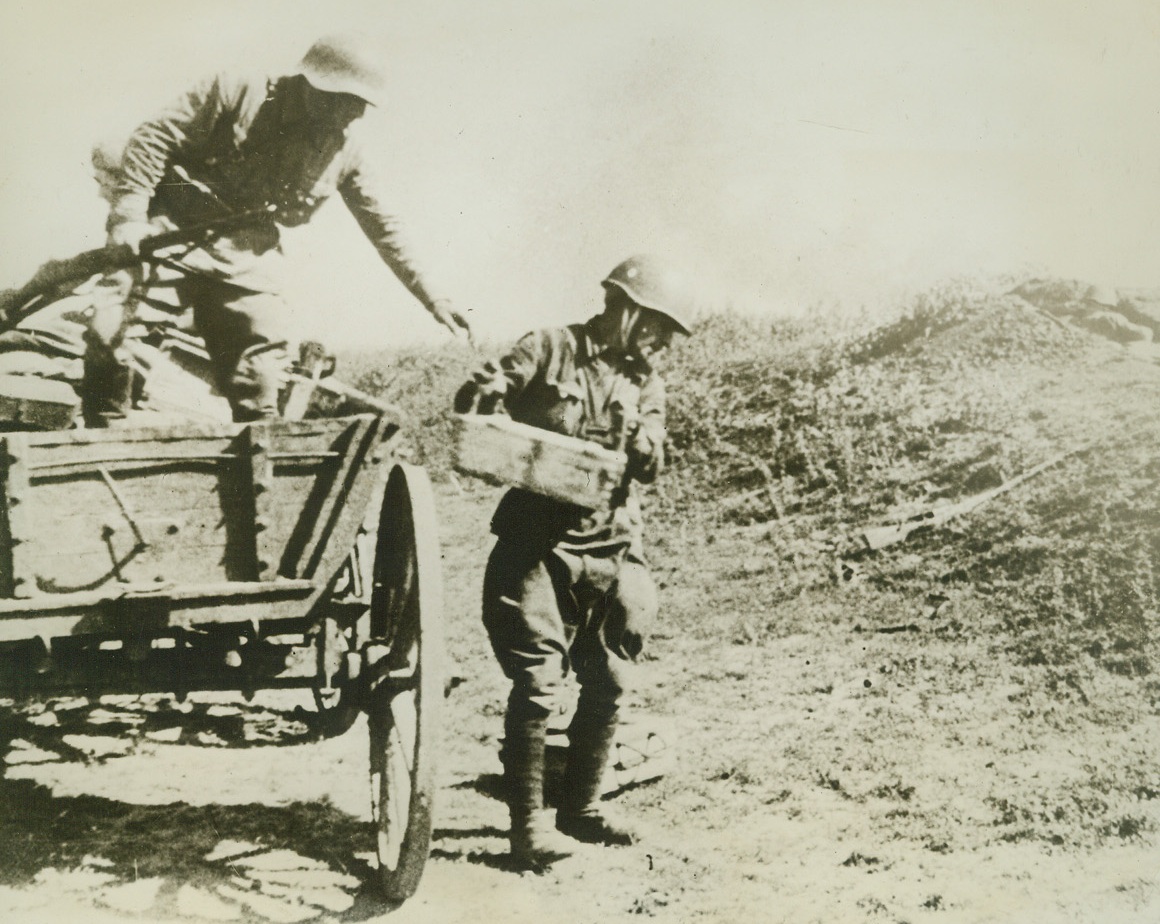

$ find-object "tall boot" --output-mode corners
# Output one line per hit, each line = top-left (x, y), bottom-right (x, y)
(81, 354), (133, 428)
(556, 712), (636, 845)
(504, 710), (574, 869)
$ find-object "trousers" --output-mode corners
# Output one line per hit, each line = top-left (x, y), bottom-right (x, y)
(481, 538), (658, 725)
(82, 271), (288, 424)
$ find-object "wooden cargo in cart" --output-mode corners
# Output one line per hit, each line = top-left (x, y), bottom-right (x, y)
(0, 409), (444, 902)
(0, 206), (451, 904)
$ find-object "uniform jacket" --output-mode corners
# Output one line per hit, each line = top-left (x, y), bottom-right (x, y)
(476, 321), (667, 557)
(109, 72), (440, 303)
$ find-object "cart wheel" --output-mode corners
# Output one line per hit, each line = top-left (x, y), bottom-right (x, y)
(367, 463), (443, 902)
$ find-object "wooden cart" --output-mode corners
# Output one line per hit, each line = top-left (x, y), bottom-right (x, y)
(0, 411), (444, 902)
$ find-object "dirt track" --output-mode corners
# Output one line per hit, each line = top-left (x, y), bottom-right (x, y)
(4, 285), (1160, 922)
(3, 473), (1159, 924)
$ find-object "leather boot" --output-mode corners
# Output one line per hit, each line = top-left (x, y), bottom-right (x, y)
(556, 714), (636, 845)
(81, 354), (133, 428)
(504, 711), (574, 869)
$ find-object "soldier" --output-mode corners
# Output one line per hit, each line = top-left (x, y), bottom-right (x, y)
(455, 254), (693, 869)
(85, 33), (471, 425)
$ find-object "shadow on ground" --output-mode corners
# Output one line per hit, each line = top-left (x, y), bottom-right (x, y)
(0, 695), (323, 758)
(0, 697), (408, 921)
(0, 774), (403, 921)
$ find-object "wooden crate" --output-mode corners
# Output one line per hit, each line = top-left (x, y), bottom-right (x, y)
(452, 413), (626, 509)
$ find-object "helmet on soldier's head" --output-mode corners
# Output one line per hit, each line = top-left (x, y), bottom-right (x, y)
(601, 254), (693, 335)
(297, 34), (387, 107)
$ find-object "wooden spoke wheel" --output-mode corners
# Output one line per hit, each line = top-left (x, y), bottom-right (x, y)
(367, 463), (444, 901)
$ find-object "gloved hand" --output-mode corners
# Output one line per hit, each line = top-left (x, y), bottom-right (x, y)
(624, 426), (663, 482)
(453, 370), (507, 414)
(431, 299), (473, 340)
(107, 221), (153, 255)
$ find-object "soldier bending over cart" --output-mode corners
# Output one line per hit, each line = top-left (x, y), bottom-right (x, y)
(84, 33), (471, 426)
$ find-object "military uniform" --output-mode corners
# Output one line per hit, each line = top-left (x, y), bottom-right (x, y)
(462, 315), (670, 863)
(88, 51), (456, 423)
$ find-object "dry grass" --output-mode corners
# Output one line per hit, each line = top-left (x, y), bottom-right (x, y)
(3, 275), (1159, 922)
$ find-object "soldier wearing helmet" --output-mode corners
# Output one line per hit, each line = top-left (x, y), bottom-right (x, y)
(455, 254), (692, 869)
(85, 34), (471, 425)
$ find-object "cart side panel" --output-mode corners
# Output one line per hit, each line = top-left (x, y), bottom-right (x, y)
(0, 417), (388, 601)
(0, 435), (23, 596)
(7, 431), (250, 594)
(246, 416), (386, 581)
(275, 415), (383, 579)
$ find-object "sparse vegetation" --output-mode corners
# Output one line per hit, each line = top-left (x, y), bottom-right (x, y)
(4, 276), (1160, 922)
(336, 274), (1160, 911)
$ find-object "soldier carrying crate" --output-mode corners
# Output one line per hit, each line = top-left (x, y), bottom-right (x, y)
(454, 254), (693, 870)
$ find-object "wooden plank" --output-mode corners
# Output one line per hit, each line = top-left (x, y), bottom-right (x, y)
(3, 434), (36, 598)
(1, 415), (384, 599)
(0, 578), (315, 617)
(25, 421), (239, 452)
(19, 449), (237, 589)
(237, 418), (374, 581)
(245, 423), (275, 580)
(0, 437), (12, 598)
(0, 374), (79, 430)
(25, 546), (232, 593)
(453, 413), (627, 509)
(26, 460), (358, 588)
(278, 416), (381, 579)
(0, 613), (80, 644)
(300, 417), (387, 581)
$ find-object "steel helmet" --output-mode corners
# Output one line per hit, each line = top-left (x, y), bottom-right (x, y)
(297, 34), (387, 107)
(601, 254), (693, 335)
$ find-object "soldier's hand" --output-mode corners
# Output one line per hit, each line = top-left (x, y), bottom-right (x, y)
(624, 426), (663, 483)
(108, 221), (153, 255)
(454, 371), (506, 414)
(628, 427), (654, 460)
(431, 299), (473, 340)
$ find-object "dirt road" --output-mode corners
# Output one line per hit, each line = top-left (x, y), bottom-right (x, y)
(3, 474), (1159, 923)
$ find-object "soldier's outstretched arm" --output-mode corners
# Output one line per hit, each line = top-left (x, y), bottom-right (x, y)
(338, 145), (472, 339)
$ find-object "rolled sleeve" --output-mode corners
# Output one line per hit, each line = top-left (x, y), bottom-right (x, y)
(110, 75), (228, 228)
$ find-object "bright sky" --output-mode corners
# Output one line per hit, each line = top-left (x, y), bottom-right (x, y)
(1, 0), (1158, 347)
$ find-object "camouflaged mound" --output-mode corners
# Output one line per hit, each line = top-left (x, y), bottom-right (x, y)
(656, 276), (1160, 685)
(344, 275), (1160, 683)
(661, 276), (1157, 528)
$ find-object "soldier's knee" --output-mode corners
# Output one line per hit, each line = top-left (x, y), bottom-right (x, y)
(230, 342), (289, 421)
(515, 679), (567, 719)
